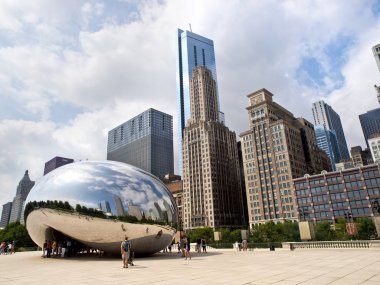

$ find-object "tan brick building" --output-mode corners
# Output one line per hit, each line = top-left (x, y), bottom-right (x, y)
(240, 89), (322, 227)
(182, 66), (243, 230)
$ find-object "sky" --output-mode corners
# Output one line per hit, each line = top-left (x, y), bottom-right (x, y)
(0, 0), (380, 209)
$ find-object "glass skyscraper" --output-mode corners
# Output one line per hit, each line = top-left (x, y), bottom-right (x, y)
(107, 108), (174, 178)
(312, 100), (350, 161)
(314, 124), (340, 171)
(359, 108), (380, 148)
(176, 29), (223, 175)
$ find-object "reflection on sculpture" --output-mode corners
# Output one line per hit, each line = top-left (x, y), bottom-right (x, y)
(24, 161), (177, 255)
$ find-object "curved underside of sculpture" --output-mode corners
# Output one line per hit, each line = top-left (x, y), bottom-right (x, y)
(27, 208), (175, 255)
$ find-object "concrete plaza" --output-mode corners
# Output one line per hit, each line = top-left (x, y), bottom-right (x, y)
(1, 249), (380, 284)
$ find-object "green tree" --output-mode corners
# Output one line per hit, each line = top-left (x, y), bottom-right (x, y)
(187, 227), (214, 242)
(356, 218), (376, 240)
(315, 221), (336, 241)
(0, 222), (35, 248)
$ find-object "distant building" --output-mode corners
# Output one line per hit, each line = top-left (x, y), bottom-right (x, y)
(375, 85), (380, 105)
(314, 124), (340, 170)
(369, 134), (380, 163)
(351, 146), (373, 166)
(9, 170), (35, 224)
(240, 89), (323, 226)
(182, 66), (243, 230)
(237, 142), (248, 227)
(163, 175), (183, 229)
(373, 44), (380, 73)
(319, 149), (333, 172)
(335, 159), (355, 171)
(44, 156), (74, 175)
(312, 100), (350, 160)
(359, 108), (380, 148)
(107, 108), (174, 179)
(294, 164), (380, 223)
(0, 202), (12, 228)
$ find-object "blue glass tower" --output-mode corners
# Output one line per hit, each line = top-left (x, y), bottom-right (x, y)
(314, 125), (340, 171)
(176, 29), (223, 175)
(359, 108), (380, 148)
(312, 100), (350, 161)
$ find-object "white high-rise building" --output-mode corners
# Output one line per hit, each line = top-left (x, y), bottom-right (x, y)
(373, 44), (380, 72)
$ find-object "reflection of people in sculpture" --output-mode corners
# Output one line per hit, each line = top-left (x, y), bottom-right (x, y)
(155, 229), (163, 239)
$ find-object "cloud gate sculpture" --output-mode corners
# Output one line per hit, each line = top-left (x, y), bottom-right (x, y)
(25, 161), (177, 255)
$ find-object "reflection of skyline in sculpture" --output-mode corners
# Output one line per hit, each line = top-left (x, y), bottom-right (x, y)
(25, 161), (177, 224)
(114, 196), (125, 216)
(24, 161), (177, 255)
(98, 201), (111, 214)
(127, 204), (143, 220)
(154, 202), (163, 221)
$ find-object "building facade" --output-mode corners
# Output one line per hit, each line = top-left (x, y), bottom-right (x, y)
(312, 100), (350, 161)
(163, 174), (183, 229)
(176, 29), (224, 175)
(314, 124), (340, 170)
(182, 66), (243, 230)
(9, 170), (35, 224)
(107, 108), (174, 179)
(359, 108), (380, 148)
(44, 156), (74, 175)
(240, 89), (323, 227)
(294, 164), (380, 223)
(373, 44), (380, 73)
(369, 134), (380, 163)
(0, 202), (12, 228)
(351, 146), (373, 166)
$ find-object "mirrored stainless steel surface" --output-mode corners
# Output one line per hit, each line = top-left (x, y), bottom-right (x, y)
(25, 161), (177, 255)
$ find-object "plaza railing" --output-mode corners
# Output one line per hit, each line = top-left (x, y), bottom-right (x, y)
(283, 240), (380, 250)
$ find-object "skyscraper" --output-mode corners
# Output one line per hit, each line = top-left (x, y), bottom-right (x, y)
(9, 170), (35, 224)
(107, 108), (173, 179)
(182, 66), (243, 230)
(373, 44), (380, 72)
(240, 89), (323, 226)
(0, 202), (12, 228)
(312, 100), (350, 161)
(44, 156), (74, 175)
(176, 29), (224, 175)
(314, 124), (340, 171)
(359, 108), (380, 148)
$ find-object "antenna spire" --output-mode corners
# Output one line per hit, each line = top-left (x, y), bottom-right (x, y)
(189, 23), (192, 32)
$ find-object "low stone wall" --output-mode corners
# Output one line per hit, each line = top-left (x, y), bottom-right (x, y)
(282, 240), (380, 250)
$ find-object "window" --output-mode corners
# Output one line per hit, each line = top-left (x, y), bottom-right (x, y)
(193, 46), (198, 66)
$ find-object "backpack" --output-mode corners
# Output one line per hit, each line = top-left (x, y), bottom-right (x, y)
(124, 241), (129, 252)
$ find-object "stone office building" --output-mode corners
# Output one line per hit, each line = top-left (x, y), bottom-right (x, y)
(182, 66), (243, 230)
(240, 89), (323, 227)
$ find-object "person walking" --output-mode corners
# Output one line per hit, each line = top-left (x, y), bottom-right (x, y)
(120, 236), (130, 268)
(185, 238), (191, 260)
(201, 238), (207, 253)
